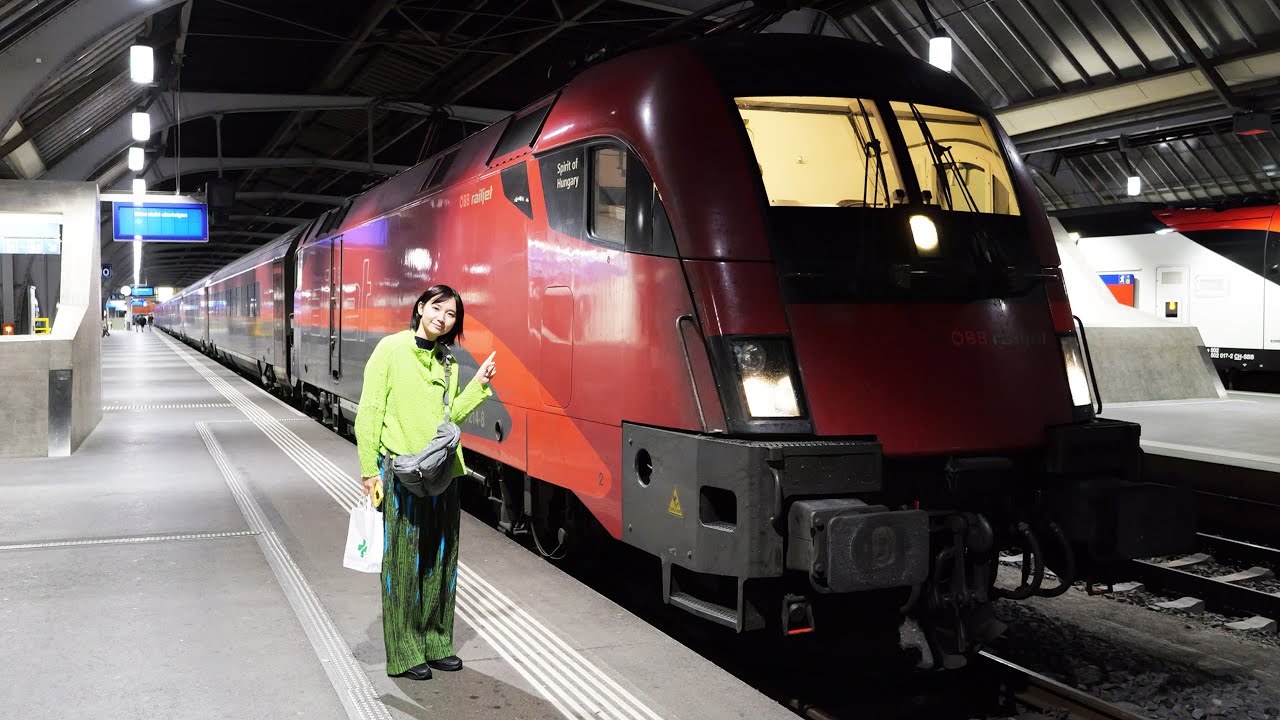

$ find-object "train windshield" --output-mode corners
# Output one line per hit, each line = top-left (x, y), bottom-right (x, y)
(735, 96), (903, 209)
(890, 101), (1020, 216)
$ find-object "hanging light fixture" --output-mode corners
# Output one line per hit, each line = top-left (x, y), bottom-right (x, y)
(128, 147), (144, 171)
(132, 177), (146, 198)
(131, 112), (150, 141)
(919, 0), (952, 72)
(129, 44), (153, 84)
(929, 36), (952, 72)
(1120, 136), (1142, 197)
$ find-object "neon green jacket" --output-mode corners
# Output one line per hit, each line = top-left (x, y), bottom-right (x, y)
(355, 329), (493, 479)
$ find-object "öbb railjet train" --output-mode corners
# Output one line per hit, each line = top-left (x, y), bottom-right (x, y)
(157, 35), (1194, 668)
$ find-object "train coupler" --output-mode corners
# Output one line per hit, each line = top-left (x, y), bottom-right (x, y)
(785, 499), (929, 593)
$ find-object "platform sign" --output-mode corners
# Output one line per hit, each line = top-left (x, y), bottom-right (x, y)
(1100, 273), (1137, 307)
(111, 202), (208, 242)
(131, 285), (155, 297)
(101, 263), (112, 279)
(1099, 273), (1134, 285)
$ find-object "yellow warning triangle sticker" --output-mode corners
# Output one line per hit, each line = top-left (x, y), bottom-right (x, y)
(668, 488), (683, 518)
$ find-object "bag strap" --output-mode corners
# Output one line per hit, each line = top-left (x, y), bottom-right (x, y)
(440, 351), (453, 423)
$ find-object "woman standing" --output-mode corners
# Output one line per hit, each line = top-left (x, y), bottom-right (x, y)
(355, 284), (497, 681)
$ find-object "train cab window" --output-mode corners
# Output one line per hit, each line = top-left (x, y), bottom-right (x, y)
(889, 101), (1021, 216)
(735, 96), (903, 208)
(590, 147), (627, 245)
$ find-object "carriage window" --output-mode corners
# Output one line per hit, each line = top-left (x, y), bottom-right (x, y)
(890, 101), (1020, 215)
(591, 146), (626, 244)
(735, 96), (903, 208)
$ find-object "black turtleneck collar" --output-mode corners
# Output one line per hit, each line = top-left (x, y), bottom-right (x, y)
(414, 335), (435, 352)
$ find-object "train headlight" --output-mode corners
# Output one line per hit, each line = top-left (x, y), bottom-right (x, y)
(1060, 335), (1093, 410)
(909, 215), (939, 255)
(730, 338), (803, 418)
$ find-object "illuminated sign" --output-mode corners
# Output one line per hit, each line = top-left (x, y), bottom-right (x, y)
(132, 299), (147, 306)
(112, 202), (208, 242)
(0, 237), (60, 254)
(131, 285), (155, 297)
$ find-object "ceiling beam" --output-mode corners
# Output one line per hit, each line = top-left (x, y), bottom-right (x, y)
(227, 214), (311, 226)
(208, 230), (282, 240)
(0, 0), (188, 143)
(236, 191), (346, 205)
(43, 91), (506, 181)
(108, 156), (410, 191)
(1141, 0), (1246, 111)
(0, 57), (129, 161)
(437, 0), (609, 103)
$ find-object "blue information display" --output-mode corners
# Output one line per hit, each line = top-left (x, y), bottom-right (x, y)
(131, 285), (155, 297)
(112, 202), (208, 242)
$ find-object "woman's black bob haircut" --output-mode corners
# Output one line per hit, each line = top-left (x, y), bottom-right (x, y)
(409, 284), (465, 346)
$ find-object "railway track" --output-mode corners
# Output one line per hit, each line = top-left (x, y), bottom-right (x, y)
(783, 652), (1150, 720)
(979, 651), (1151, 720)
(1124, 533), (1280, 628)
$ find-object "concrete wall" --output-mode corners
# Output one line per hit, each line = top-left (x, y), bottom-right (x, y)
(1053, 217), (1225, 404)
(0, 180), (101, 457)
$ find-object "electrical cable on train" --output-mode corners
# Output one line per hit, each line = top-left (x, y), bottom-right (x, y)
(155, 33), (1197, 671)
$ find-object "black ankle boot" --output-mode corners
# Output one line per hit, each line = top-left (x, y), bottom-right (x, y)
(393, 662), (433, 680)
(427, 655), (463, 672)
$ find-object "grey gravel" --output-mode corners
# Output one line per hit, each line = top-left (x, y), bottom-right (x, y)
(990, 600), (1280, 720)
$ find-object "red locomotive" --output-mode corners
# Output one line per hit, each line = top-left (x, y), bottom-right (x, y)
(157, 34), (1195, 668)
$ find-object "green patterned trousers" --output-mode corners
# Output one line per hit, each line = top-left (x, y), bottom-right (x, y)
(379, 461), (461, 676)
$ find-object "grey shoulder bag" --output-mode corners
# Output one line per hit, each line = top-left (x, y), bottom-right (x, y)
(389, 350), (461, 497)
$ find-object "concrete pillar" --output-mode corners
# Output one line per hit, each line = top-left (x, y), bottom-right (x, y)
(1, 253), (12, 324)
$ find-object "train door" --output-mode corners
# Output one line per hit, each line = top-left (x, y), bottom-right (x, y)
(1267, 216), (1280, 354)
(1156, 264), (1189, 324)
(328, 235), (344, 382)
(271, 260), (284, 368)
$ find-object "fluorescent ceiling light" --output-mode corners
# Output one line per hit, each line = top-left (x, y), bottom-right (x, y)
(130, 45), (153, 84)
(132, 177), (146, 197)
(131, 112), (150, 141)
(928, 36), (952, 72)
(128, 146), (144, 171)
(1126, 175), (1141, 196)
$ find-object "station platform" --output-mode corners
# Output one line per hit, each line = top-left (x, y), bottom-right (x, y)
(0, 331), (796, 720)
(1101, 392), (1280, 545)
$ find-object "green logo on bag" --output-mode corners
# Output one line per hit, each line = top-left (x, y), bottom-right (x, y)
(358, 539), (367, 558)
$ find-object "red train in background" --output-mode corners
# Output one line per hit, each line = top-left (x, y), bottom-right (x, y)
(157, 34), (1195, 669)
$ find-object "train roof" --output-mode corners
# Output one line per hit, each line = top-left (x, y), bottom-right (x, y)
(320, 34), (987, 243)
(207, 224), (308, 285)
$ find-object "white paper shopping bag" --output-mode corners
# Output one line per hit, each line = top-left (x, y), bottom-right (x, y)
(343, 496), (384, 573)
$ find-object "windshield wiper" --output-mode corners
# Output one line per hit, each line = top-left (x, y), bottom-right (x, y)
(851, 99), (891, 208)
(908, 103), (978, 212)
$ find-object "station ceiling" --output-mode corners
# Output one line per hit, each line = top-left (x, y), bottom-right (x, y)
(1, 0), (1278, 288)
